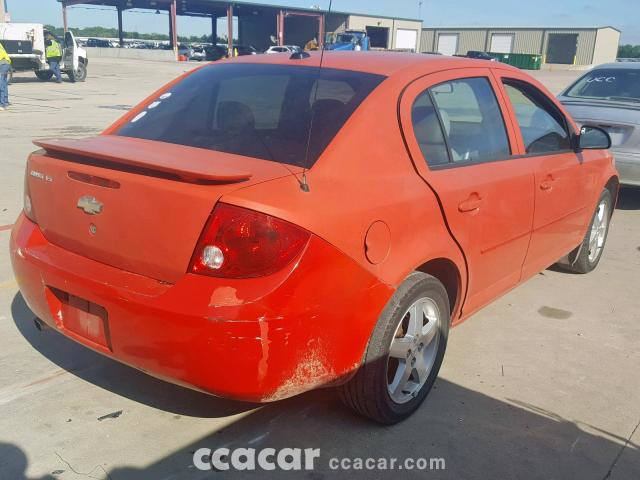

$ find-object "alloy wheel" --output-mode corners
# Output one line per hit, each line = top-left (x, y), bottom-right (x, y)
(386, 297), (441, 404)
(588, 200), (609, 263)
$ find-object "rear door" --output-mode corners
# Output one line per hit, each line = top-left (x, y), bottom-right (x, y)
(399, 68), (535, 316)
(494, 71), (591, 278)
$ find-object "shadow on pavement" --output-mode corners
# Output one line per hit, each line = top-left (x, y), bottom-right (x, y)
(104, 386), (640, 480)
(0, 443), (56, 480)
(10, 293), (257, 418)
(3, 381), (639, 479)
(9, 293), (640, 479)
(616, 187), (640, 211)
(9, 76), (69, 85)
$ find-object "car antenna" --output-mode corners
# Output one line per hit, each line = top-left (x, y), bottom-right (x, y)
(298, 0), (333, 193)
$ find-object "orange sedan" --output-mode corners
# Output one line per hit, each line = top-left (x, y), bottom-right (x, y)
(10, 52), (618, 424)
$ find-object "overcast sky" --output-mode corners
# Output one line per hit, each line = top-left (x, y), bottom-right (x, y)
(5, 0), (639, 43)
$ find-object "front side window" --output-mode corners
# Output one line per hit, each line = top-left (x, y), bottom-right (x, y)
(412, 77), (510, 166)
(117, 64), (384, 168)
(503, 80), (571, 154)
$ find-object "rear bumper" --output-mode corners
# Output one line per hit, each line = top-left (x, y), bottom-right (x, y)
(10, 214), (392, 402)
(614, 151), (640, 186)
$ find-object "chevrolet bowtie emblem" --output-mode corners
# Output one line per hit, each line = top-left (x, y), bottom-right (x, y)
(77, 196), (104, 215)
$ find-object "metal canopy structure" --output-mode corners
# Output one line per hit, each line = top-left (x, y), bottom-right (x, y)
(56, 0), (341, 57)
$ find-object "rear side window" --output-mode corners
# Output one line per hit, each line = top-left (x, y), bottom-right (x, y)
(411, 77), (511, 166)
(117, 64), (385, 168)
(503, 80), (571, 154)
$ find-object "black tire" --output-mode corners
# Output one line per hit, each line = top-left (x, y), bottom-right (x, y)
(68, 62), (87, 83)
(566, 189), (613, 274)
(35, 70), (54, 81)
(339, 272), (450, 424)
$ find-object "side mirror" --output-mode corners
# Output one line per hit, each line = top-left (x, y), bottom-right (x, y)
(578, 126), (611, 150)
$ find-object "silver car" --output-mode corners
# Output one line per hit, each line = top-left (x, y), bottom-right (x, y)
(559, 63), (640, 186)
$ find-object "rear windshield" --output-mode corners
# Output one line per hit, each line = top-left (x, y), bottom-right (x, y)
(116, 63), (385, 167)
(565, 69), (640, 102)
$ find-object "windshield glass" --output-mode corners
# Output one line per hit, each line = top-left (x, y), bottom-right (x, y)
(336, 34), (355, 43)
(117, 64), (384, 168)
(565, 69), (640, 102)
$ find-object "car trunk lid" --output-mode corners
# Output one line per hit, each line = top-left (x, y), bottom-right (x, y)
(27, 135), (298, 283)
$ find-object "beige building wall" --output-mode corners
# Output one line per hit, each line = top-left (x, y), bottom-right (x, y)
(456, 29), (488, 54)
(420, 29), (435, 52)
(421, 27), (620, 66)
(592, 27), (621, 65)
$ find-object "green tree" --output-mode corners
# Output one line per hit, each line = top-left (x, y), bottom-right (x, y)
(617, 44), (640, 58)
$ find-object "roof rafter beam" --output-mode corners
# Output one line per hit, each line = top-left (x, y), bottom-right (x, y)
(283, 9), (323, 18)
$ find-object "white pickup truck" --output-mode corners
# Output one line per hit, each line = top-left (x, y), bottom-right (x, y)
(0, 23), (88, 83)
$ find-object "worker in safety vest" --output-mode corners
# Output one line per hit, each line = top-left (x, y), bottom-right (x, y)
(0, 41), (11, 110)
(304, 37), (319, 51)
(45, 33), (63, 83)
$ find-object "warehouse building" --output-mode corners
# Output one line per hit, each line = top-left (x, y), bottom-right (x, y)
(242, 10), (422, 52)
(421, 26), (620, 67)
(56, 1), (422, 54)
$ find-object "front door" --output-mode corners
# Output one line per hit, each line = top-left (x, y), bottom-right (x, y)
(494, 72), (590, 278)
(63, 31), (78, 71)
(399, 68), (535, 316)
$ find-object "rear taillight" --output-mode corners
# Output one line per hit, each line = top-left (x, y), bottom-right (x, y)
(23, 166), (37, 224)
(189, 203), (310, 278)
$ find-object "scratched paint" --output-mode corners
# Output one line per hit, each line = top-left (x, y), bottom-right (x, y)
(209, 286), (243, 307)
(257, 317), (270, 383)
(263, 347), (336, 402)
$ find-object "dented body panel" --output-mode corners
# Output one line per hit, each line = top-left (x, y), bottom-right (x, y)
(11, 214), (392, 402)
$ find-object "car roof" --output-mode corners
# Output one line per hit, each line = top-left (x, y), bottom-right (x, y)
(223, 50), (517, 77)
(592, 62), (640, 70)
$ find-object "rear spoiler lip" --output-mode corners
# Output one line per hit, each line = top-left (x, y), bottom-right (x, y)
(33, 136), (253, 184)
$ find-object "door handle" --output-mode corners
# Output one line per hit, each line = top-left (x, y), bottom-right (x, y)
(458, 193), (483, 213)
(540, 174), (555, 191)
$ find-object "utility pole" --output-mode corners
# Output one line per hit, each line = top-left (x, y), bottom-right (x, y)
(1, 0), (9, 22)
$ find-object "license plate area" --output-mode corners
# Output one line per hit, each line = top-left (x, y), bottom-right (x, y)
(46, 287), (111, 351)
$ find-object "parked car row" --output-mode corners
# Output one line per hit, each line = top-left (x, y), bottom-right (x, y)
(79, 37), (309, 60)
(265, 45), (302, 54)
(80, 38), (361, 60)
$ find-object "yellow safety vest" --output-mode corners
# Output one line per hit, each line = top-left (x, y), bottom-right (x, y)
(0, 43), (11, 64)
(46, 40), (62, 59)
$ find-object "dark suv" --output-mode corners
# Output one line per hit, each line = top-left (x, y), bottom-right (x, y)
(466, 51), (496, 61)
